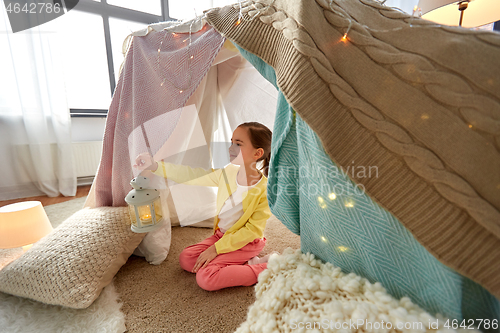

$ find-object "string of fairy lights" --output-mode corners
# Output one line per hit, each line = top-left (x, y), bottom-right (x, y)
(326, 0), (486, 43)
(154, 0), (441, 94)
(156, 16), (205, 92)
(156, 0), (485, 93)
(152, 0), (460, 252)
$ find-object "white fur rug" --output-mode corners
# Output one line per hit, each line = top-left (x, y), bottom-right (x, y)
(0, 197), (126, 333)
(0, 282), (125, 333)
(236, 248), (479, 333)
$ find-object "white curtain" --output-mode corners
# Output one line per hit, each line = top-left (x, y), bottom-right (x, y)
(0, 9), (76, 200)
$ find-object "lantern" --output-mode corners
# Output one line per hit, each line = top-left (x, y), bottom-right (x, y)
(125, 176), (163, 233)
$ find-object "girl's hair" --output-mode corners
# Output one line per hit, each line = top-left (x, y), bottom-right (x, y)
(238, 122), (272, 177)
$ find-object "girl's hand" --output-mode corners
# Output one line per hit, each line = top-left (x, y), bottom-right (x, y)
(133, 152), (158, 171)
(192, 245), (218, 273)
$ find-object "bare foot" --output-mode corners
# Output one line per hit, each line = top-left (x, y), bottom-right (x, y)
(248, 252), (279, 265)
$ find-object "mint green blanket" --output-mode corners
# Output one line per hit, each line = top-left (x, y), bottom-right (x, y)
(236, 46), (499, 322)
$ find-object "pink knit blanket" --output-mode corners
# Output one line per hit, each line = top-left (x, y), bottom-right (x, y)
(94, 24), (224, 207)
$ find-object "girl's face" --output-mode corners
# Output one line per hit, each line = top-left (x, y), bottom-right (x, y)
(229, 126), (263, 166)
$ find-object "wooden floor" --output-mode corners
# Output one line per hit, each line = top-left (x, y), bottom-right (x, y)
(0, 185), (92, 208)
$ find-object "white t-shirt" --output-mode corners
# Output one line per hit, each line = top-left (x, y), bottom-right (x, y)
(217, 174), (262, 233)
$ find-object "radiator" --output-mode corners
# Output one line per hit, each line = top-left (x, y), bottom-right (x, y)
(72, 141), (102, 184)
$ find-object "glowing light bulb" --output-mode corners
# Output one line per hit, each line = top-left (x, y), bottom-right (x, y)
(468, 124), (473, 128)
(190, 56), (194, 59)
(318, 196), (327, 208)
(345, 201), (354, 208)
(341, 33), (348, 42)
(179, 90), (183, 93)
(160, 82), (164, 86)
(338, 246), (348, 252)
(321, 236), (328, 243)
(328, 193), (336, 200)
(412, 6), (421, 16)
(235, 18), (241, 26)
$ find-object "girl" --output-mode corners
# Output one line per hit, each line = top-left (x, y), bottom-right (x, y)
(135, 122), (273, 291)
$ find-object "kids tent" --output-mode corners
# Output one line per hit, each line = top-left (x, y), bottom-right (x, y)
(86, 0), (500, 323)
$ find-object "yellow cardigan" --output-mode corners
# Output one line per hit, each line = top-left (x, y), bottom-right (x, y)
(153, 161), (270, 254)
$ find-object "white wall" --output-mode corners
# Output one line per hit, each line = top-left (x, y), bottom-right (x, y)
(71, 117), (106, 142)
(384, 0), (419, 14)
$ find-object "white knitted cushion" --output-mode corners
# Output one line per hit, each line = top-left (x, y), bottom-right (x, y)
(0, 207), (145, 309)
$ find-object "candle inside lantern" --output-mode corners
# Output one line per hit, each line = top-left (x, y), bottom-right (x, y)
(125, 176), (164, 233)
(137, 204), (155, 225)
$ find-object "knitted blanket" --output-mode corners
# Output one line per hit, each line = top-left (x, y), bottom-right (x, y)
(92, 23), (224, 207)
(234, 46), (498, 320)
(237, 249), (483, 333)
(205, 0), (500, 299)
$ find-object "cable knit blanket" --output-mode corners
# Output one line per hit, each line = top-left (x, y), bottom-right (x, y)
(205, 0), (500, 299)
(237, 249), (483, 333)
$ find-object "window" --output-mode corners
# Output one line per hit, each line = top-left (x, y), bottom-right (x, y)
(108, 0), (163, 16)
(109, 18), (149, 83)
(168, 0), (214, 20)
(42, 11), (111, 110)
(167, 0), (236, 21)
(61, 0), (165, 117)
(36, 0), (238, 117)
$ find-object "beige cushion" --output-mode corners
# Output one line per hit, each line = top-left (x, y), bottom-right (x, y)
(0, 207), (145, 309)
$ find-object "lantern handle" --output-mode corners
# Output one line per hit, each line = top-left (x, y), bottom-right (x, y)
(140, 123), (155, 159)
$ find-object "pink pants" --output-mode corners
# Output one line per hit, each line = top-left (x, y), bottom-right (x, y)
(179, 230), (267, 291)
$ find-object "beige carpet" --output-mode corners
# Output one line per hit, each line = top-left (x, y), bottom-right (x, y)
(114, 215), (301, 333)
